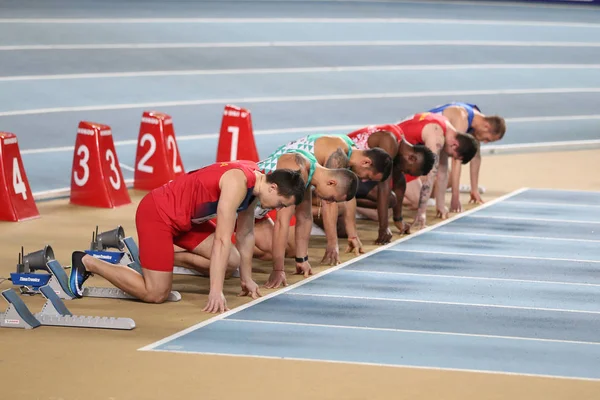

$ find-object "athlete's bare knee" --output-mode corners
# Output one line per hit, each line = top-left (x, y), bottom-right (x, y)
(142, 288), (170, 304)
(227, 247), (241, 272)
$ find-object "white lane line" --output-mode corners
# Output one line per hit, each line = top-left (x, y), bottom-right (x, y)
(286, 293), (600, 315)
(20, 124), (358, 155)
(1, 63), (600, 82)
(432, 231), (600, 243)
(468, 215), (600, 224)
(385, 248), (600, 264)
(33, 178), (134, 201)
(18, 119), (600, 156)
(481, 139), (600, 155)
(3, 40), (600, 51)
(3, 87), (600, 117)
(223, 318), (600, 346)
(147, 347), (600, 382)
(506, 200), (600, 208)
(136, 188), (530, 351)
(341, 269), (600, 287)
(118, 163), (135, 172)
(1, 17), (599, 28)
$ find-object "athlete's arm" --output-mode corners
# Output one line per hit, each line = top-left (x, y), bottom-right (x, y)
(264, 154), (307, 289)
(204, 169), (249, 313)
(235, 197), (262, 300)
(443, 107), (470, 214)
(469, 149), (484, 204)
(271, 204), (294, 277)
(392, 168), (409, 234)
(436, 150), (450, 219)
(320, 147), (351, 266)
(294, 187), (314, 277)
(413, 124), (445, 229)
(370, 131), (398, 244)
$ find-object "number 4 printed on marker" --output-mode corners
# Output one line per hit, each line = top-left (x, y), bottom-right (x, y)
(12, 158), (27, 200)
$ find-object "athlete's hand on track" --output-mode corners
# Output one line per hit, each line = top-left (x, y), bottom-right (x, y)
(264, 270), (288, 289)
(411, 213), (427, 230)
(375, 228), (393, 244)
(469, 191), (485, 205)
(450, 197), (462, 213)
(203, 291), (229, 314)
(346, 236), (365, 256)
(295, 260), (313, 278)
(321, 245), (341, 266)
(238, 279), (262, 299)
(436, 206), (450, 220)
(394, 220), (411, 235)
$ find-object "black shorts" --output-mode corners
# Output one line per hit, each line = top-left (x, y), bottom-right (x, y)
(356, 180), (378, 199)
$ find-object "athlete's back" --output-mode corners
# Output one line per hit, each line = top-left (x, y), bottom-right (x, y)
(152, 161), (258, 232)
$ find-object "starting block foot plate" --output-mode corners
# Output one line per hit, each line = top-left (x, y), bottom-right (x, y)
(83, 287), (182, 302)
(37, 285), (135, 330)
(1, 289), (41, 329)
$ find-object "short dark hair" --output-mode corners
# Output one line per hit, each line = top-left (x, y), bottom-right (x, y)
(456, 133), (480, 164)
(486, 115), (506, 139)
(414, 144), (436, 176)
(364, 147), (393, 182)
(265, 169), (305, 205)
(333, 169), (359, 201)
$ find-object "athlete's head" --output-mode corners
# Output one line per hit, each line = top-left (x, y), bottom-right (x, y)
(313, 169), (359, 204)
(351, 148), (393, 182)
(260, 169), (305, 209)
(445, 132), (480, 164)
(474, 115), (506, 143)
(396, 139), (436, 176)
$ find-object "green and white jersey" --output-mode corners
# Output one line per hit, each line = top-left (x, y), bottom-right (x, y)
(273, 134), (355, 159)
(255, 148), (317, 219)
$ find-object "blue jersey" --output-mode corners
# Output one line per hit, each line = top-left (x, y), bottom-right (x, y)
(428, 102), (481, 133)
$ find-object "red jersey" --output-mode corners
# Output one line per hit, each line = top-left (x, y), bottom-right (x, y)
(347, 124), (404, 150)
(151, 161), (258, 232)
(396, 112), (448, 145)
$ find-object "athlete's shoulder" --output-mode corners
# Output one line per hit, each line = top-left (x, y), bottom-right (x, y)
(417, 112), (449, 124)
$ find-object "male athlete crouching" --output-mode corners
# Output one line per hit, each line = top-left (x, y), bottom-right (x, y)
(428, 102), (506, 212)
(69, 161), (305, 313)
(274, 133), (392, 265)
(395, 112), (480, 230)
(252, 148), (359, 288)
(346, 124), (436, 243)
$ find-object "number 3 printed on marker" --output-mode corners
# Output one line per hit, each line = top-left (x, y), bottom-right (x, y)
(73, 145), (90, 187)
(73, 144), (121, 190)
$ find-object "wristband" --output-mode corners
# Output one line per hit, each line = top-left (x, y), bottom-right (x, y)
(295, 256), (309, 263)
(393, 216), (403, 222)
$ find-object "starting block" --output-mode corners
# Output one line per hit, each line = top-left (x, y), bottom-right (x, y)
(10, 245), (55, 295)
(1, 285), (135, 330)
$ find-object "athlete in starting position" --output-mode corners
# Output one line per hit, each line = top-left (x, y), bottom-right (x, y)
(346, 124), (436, 243)
(270, 133), (392, 265)
(394, 112), (480, 230)
(428, 102), (506, 212)
(252, 146), (360, 289)
(69, 161), (305, 313)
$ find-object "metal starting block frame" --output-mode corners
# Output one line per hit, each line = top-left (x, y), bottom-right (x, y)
(1, 286), (135, 330)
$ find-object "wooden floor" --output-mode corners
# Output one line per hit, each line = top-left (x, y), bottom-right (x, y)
(1, 149), (599, 400)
